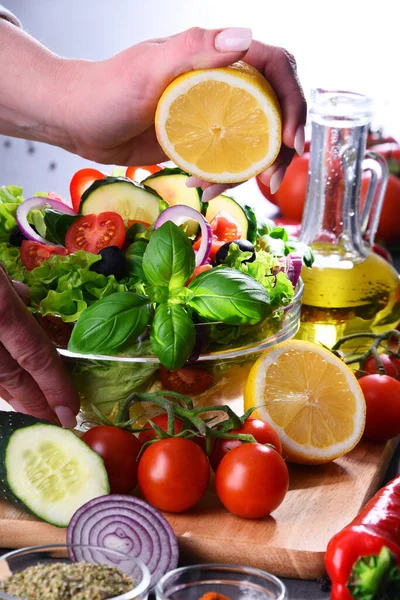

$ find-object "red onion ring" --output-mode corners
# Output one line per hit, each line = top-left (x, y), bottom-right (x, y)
(16, 197), (77, 246)
(154, 205), (212, 266)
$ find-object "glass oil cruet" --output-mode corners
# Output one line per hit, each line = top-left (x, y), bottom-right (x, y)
(296, 89), (400, 351)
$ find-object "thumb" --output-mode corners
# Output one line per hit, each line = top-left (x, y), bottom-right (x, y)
(152, 27), (253, 78)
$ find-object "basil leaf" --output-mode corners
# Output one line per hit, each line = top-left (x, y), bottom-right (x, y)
(150, 303), (195, 369)
(188, 267), (271, 325)
(143, 221), (195, 290)
(269, 227), (289, 241)
(125, 240), (147, 281)
(44, 209), (78, 245)
(68, 292), (150, 355)
(125, 222), (147, 244)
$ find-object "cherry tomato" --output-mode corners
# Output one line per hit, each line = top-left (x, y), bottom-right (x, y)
(20, 240), (68, 271)
(65, 212), (126, 254)
(361, 171), (400, 246)
(357, 354), (400, 379)
(138, 438), (210, 513)
(359, 375), (400, 442)
(82, 426), (142, 494)
(215, 443), (289, 518)
(125, 165), (162, 182)
(186, 264), (212, 285)
(367, 129), (398, 148)
(70, 168), (105, 212)
(210, 418), (282, 472)
(159, 366), (215, 395)
(138, 414), (183, 445)
(272, 154), (310, 221)
(194, 212), (243, 260)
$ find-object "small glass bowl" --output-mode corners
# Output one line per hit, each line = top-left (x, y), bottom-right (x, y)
(0, 544), (151, 600)
(155, 564), (287, 600)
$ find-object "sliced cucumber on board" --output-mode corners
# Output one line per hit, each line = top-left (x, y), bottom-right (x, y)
(143, 168), (205, 236)
(0, 412), (109, 527)
(80, 176), (167, 224)
(205, 195), (257, 243)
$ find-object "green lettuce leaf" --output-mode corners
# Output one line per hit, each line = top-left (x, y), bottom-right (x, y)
(0, 242), (28, 283)
(0, 186), (24, 242)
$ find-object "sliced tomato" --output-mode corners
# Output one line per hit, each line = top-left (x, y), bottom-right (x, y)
(70, 168), (105, 212)
(20, 240), (68, 271)
(194, 212), (242, 260)
(186, 264), (212, 285)
(125, 165), (162, 182)
(159, 366), (215, 395)
(65, 212), (126, 254)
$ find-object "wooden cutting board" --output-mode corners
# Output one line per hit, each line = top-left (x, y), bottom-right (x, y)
(0, 438), (397, 580)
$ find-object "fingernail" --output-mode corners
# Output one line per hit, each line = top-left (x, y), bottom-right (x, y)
(270, 165), (287, 195)
(55, 406), (77, 429)
(186, 176), (202, 188)
(294, 124), (305, 156)
(202, 184), (226, 203)
(215, 28), (252, 52)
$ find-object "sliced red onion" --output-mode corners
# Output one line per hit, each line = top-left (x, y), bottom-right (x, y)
(67, 495), (179, 589)
(154, 205), (212, 266)
(285, 253), (303, 287)
(16, 197), (77, 246)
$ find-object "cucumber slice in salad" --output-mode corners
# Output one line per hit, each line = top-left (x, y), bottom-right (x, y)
(0, 412), (109, 527)
(80, 176), (167, 224)
(143, 168), (205, 236)
(205, 195), (257, 243)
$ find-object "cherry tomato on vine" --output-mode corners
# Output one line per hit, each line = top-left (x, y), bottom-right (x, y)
(210, 418), (282, 471)
(359, 375), (400, 442)
(20, 241), (68, 271)
(138, 414), (183, 445)
(215, 443), (289, 519)
(70, 168), (105, 212)
(138, 438), (210, 513)
(159, 366), (215, 395)
(357, 354), (400, 379)
(82, 426), (142, 494)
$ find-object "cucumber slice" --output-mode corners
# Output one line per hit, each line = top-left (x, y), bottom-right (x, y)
(0, 413), (109, 527)
(80, 176), (167, 224)
(143, 168), (204, 236)
(205, 195), (257, 243)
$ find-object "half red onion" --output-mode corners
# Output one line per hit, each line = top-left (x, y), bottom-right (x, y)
(285, 253), (303, 287)
(16, 197), (77, 246)
(154, 205), (212, 266)
(67, 495), (179, 589)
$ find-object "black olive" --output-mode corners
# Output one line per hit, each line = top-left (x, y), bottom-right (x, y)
(9, 227), (27, 247)
(89, 246), (126, 280)
(215, 239), (256, 264)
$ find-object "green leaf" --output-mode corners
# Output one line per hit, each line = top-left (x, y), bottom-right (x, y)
(68, 292), (150, 355)
(40, 289), (87, 323)
(168, 286), (195, 305)
(150, 303), (195, 369)
(125, 222), (147, 244)
(44, 209), (78, 245)
(217, 242), (253, 269)
(188, 267), (271, 325)
(125, 240), (147, 281)
(259, 234), (287, 256)
(0, 185), (24, 242)
(143, 221), (195, 290)
(257, 216), (276, 237)
(269, 226), (289, 241)
(146, 285), (169, 304)
(0, 242), (28, 283)
(287, 240), (315, 268)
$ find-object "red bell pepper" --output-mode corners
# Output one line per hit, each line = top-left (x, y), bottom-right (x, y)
(325, 475), (400, 600)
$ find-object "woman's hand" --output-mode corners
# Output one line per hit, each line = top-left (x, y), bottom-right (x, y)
(0, 23), (306, 200)
(0, 267), (80, 427)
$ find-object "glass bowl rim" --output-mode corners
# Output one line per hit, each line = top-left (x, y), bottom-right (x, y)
(0, 543), (151, 600)
(56, 279), (303, 364)
(155, 562), (287, 600)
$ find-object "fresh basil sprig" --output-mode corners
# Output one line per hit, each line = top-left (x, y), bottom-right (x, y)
(68, 292), (150, 355)
(44, 209), (78, 246)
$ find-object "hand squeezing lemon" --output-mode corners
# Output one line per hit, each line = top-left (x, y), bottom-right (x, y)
(155, 61), (282, 183)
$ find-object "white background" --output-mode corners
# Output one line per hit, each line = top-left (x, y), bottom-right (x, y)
(0, 0), (399, 202)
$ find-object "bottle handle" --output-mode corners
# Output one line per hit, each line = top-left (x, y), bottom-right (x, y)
(360, 151), (388, 245)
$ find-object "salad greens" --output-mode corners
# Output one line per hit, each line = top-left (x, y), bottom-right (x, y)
(69, 222), (274, 369)
(0, 242), (27, 282)
(260, 225), (315, 268)
(0, 186), (24, 242)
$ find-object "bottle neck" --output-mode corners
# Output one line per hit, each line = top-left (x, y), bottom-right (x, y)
(300, 119), (369, 257)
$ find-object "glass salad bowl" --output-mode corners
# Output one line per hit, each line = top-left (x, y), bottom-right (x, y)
(0, 544), (151, 600)
(36, 281), (303, 429)
(155, 564), (287, 600)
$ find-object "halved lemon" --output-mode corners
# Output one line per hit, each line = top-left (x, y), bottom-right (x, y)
(155, 61), (282, 183)
(244, 340), (366, 465)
